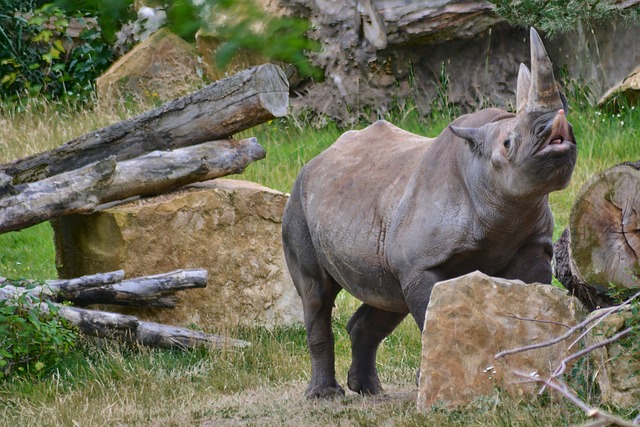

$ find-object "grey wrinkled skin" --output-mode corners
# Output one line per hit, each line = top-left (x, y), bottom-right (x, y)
(282, 28), (578, 399)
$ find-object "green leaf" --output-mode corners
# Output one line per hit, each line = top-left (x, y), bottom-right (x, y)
(33, 30), (54, 43)
(54, 39), (65, 53)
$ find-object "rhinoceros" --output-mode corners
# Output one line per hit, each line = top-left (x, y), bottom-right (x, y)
(281, 28), (577, 398)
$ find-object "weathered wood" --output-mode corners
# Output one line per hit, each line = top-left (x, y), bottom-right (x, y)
(0, 138), (265, 233)
(51, 269), (208, 308)
(553, 228), (615, 311)
(0, 282), (250, 350)
(51, 304), (249, 349)
(137, 321), (250, 349)
(553, 161), (640, 310)
(0, 269), (207, 308)
(569, 161), (640, 291)
(0, 63), (288, 186)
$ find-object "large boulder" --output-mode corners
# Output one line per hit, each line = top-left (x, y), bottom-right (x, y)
(598, 65), (640, 109)
(588, 306), (640, 408)
(53, 179), (303, 330)
(96, 28), (205, 107)
(417, 271), (584, 410)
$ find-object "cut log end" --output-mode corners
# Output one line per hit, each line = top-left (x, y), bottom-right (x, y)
(569, 163), (640, 291)
(255, 63), (290, 118)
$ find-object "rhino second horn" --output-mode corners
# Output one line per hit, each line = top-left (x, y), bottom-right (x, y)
(527, 27), (563, 113)
(516, 63), (531, 114)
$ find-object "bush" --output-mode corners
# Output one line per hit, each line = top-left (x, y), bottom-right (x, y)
(489, 0), (640, 36)
(0, 281), (78, 379)
(0, 2), (116, 103)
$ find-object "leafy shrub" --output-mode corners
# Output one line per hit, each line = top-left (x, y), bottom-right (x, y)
(0, 281), (78, 379)
(0, 2), (116, 103)
(0, 0), (320, 103)
(489, 0), (640, 36)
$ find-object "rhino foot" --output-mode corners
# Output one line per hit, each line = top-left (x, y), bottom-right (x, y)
(347, 369), (384, 395)
(305, 382), (345, 399)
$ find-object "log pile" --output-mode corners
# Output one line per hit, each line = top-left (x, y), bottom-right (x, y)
(0, 63), (289, 348)
(0, 63), (288, 233)
(553, 161), (640, 310)
(0, 270), (250, 349)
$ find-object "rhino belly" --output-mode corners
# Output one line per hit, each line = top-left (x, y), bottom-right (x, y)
(312, 230), (409, 313)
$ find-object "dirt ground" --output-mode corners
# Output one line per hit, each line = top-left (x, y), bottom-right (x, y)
(200, 381), (420, 426)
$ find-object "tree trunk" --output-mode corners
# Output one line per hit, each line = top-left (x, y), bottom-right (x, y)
(553, 161), (640, 309)
(0, 138), (264, 233)
(0, 63), (288, 187)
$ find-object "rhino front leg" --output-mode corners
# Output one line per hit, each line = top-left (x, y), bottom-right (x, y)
(347, 304), (407, 395)
(401, 269), (443, 330)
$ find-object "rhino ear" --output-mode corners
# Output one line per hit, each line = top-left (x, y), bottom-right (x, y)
(516, 63), (531, 113)
(450, 125), (481, 149)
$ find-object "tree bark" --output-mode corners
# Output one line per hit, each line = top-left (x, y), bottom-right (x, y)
(0, 63), (288, 187)
(553, 161), (640, 310)
(0, 137), (264, 233)
(553, 228), (615, 311)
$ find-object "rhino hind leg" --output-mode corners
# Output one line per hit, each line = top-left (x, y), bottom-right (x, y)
(346, 304), (407, 395)
(300, 273), (344, 399)
(282, 203), (345, 398)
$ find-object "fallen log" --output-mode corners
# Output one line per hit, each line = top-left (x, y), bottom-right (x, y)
(0, 272), (250, 350)
(553, 161), (640, 310)
(0, 137), (265, 233)
(50, 303), (250, 349)
(0, 269), (207, 308)
(0, 63), (288, 186)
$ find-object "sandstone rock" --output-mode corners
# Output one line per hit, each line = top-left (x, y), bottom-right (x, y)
(598, 65), (640, 109)
(96, 28), (205, 108)
(53, 179), (303, 330)
(417, 271), (584, 411)
(195, 29), (269, 83)
(588, 306), (640, 408)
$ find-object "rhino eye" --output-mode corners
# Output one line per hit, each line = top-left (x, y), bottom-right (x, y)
(503, 139), (511, 149)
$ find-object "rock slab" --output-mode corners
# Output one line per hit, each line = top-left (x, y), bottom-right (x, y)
(53, 179), (302, 329)
(588, 306), (640, 409)
(417, 271), (584, 410)
(96, 28), (205, 107)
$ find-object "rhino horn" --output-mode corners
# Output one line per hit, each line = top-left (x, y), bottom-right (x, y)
(516, 63), (531, 113)
(527, 27), (563, 113)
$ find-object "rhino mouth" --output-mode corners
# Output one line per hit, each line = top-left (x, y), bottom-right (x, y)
(537, 109), (575, 158)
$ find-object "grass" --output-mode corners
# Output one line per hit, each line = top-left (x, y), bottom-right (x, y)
(0, 97), (638, 426)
